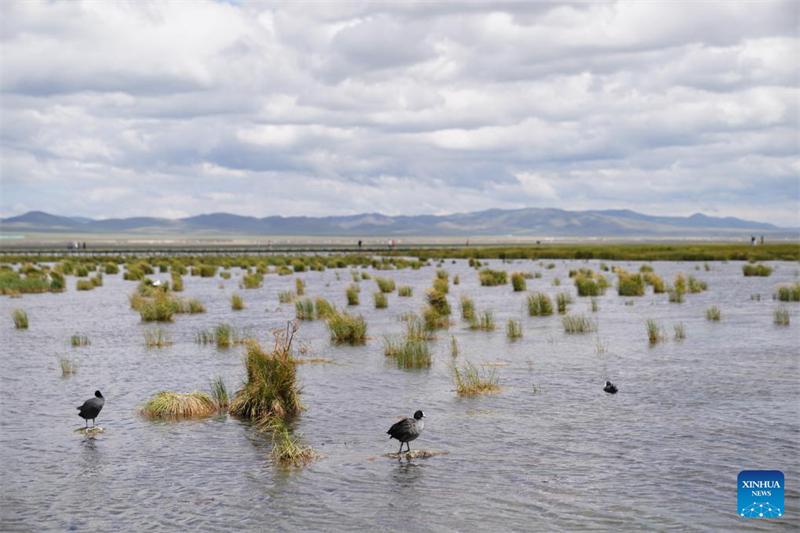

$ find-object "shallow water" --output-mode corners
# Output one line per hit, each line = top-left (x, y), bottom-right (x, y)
(1, 259), (798, 532)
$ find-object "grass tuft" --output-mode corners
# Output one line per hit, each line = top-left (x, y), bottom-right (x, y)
(468, 310), (496, 331)
(450, 361), (500, 396)
(479, 268), (508, 286)
(373, 292), (388, 309)
(460, 295), (475, 320)
(743, 264), (772, 277)
(774, 307), (790, 326)
(705, 306), (721, 321)
(345, 284), (360, 306)
(59, 355), (78, 375)
(326, 310), (368, 343)
(526, 292), (553, 316)
(231, 293), (244, 311)
(70, 333), (90, 347)
(561, 315), (597, 334)
(511, 272), (526, 292)
(673, 322), (686, 340)
(645, 318), (666, 344)
(144, 327), (173, 348)
(506, 319), (523, 339)
(140, 391), (217, 419)
(398, 286), (413, 297)
(295, 298), (315, 320)
(12, 309), (28, 329)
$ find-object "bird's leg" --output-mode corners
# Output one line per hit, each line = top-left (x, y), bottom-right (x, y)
(397, 442), (404, 455)
(406, 443), (411, 453)
(85, 419), (89, 429)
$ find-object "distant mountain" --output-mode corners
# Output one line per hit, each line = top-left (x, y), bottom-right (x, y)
(0, 208), (792, 237)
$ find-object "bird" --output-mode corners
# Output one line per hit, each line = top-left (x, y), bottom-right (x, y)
(603, 381), (618, 394)
(387, 410), (426, 454)
(77, 390), (105, 428)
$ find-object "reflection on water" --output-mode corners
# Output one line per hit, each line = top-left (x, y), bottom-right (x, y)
(0, 258), (798, 531)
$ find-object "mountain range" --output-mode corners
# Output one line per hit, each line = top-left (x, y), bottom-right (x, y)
(0, 208), (792, 238)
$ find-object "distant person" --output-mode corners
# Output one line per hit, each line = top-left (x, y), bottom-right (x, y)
(760, 235), (764, 245)
(82, 242), (86, 249)
(751, 236), (756, 246)
(465, 239), (469, 247)
(358, 240), (362, 250)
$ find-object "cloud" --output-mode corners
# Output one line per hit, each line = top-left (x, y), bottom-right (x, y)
(0, 0), (797, 226)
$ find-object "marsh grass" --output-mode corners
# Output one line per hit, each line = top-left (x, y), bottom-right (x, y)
(453, 275), (460, 285)
(140, 391), (217, 419)
(555, 292), (572, 314)
(426, 289), (451, 315)
(105, 263), (120, 275)
(468, 310), (496, 331)
(144, 327), (173, 348)
(12, 309), (28, 329)
(398, 286), (413, 297)
(375, 277), (396, 293)
(511, 272), (526, 292)
(231, 293), (244, 311)
(645, 319), (666, 344)
(553, 277), (561, 287)
(591, 298), (599, 312)
(295, 298), (315, 320)
(743, 264), (772, 277)
(242, 272), (263, 289)
(278, 290), (296, 304)
(562, 315), (597, 334)
(450, 335), (459, 356)
(668, 274), (686, 303)
(687, 276), (707, 293)
(706, 306), (721, 321)
(506, 319), (523, 339)
(314, 297), (335, 319)
(209, 377), (229, 410)
(674, 322), (686, 340)
(345, 284), (360, 306)
(432, 278), (449, 294)
(774, 307), (790, 326)
(59, 355), (77, 375)
(294, 278), (305, 296)
(526, 292), (553, 316)
(90, 273), (103, 287)
(171, 272), (184, 292)
(450, 361), (500, 397)
(617, 271), (645, 296)
(76, 279), (94, 291)
(405, 315), (436, 340)
(266, 418), (321, 467)
(70, 333), (90, 347)
(387, 337), (432, 369)
(460, 295), (475, 320)
(776, 283), (800, 302)
(422, 306), (451, 331)
(436, 268), (449, 280)
(643, 272), (666, 293)
(326, 310), (367, 343)
(479, 268), (508, 286)
(373, 292), (388, 309)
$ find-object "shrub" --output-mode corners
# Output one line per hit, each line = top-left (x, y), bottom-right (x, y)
(526, 292), (553, 316)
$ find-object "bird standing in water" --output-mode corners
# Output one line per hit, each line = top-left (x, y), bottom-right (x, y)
(603, 381), (618, 394)
(387, 410), (426, 454)
(77, 390), (105, 428)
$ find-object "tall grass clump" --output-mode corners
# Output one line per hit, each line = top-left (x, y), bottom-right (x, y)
(374, 292), (388, 309)
(76, 279), (94, 291)
(295, 298), (315, 320)
(90, 273), (103, 287)
(645, 319), (666, 344)
(687, 276), (707, 293)
(574, 274), (608, 296)
(140, 391), (217, 419)
(295, 278), (305, 296)
(59, 356), (78, 375)
(706, 306), (721, 321)
(453, 275), (460, 285)
(230, 327), (302, 421)
(135, 293), (178, 322)
(436, 268), (449, 281)
(375, 277), (396, 293)
(450, 335), (460, 356)
(12, 309), (28, 329)
(643, 272), (666, 293)
(450, 361), (500, 397)
(426, 289), (451, 315)
(527, 292), (553, 316)
(314, 297), (335, 319)
(511, 272), (526, 292)
(674, 323), (686, 340)
(774, 307), (790, 326)
(231, 293), (244, 311)
(105, 263), (120, 275)
(479, 268), (508, 286)
(398, 286), (413, 297)
(405, 315), (435, 341)
(556, 292), (572, 314)
(668, 274), (686, 303)
(209, 377), (230, 410)
(591, 298), (599, 312)
(743, 264), (772, 277)
(432, 278), (449, 294)
(345, 284), (360, 306)
(144, 327), (173, 347)
(468, 310), (496, 331)
(562, 315), (597, 334)
(460, 295), (475, 320)
(70, 334), (90, 347)
(171, 272), (184, 292)
(385, 336), (432, 369)
(242, 272), (263, 289)
(617, 271), (645, 296)
(326, 310), (368, 344)
(267, 419), (320, 467)
(506, 319), (523, 339)
(776, 283), (800, 302)
(278, 290), (295, 304)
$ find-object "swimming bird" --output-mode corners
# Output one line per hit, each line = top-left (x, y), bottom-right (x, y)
(77, 390), (105, 428)
(603, 381), (618, 394)
(387, 410), (426, 454)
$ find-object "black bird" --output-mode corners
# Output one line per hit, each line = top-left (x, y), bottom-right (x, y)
(77, 390), (105, 428)
(387, 410), (426, 454)
(603, 381), (618, 394)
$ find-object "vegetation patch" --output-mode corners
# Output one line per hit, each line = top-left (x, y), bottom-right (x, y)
(450, 361), (500, 397)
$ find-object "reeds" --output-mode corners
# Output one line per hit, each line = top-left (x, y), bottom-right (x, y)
(242, 272), (263, 289)
(209, 377), (229, 410)
(278, 290), (296, 304)
(267, 419), (320, 466)
(314, 297), (335, 319)
(642, 272), (665, 293)
(105, 263), (120, 275)
(511, 272), (526, 292)
(555, 292), (572, 314)
(526, 292), (553, 316)
(140, 391), (217, 419)
(450, 361), (500, 397)
(450, 335), (460, 356)
(326, 310), (367, 343)
(460, 295), (475, 320)
(673, 322), (686, 340)
(506, 319), (523, 339)
(76, 279), (94, 291)
(384, 335), (432, 368)
(479, 268), (508, 286)
(453, 275), (460, 285)
(432, 278), (449, 294)
(706, 306), (721, 321)
(436, 268), (449, 280)
(645, 318), (666, 344)
(171, 272), (184, 292)
(70, 334), (90, 347)
(426, 289), (451, 315)
(687, 276), (707, 293)
(375, 277), (396, 293)
(591, 298), (599, 312)
(345, 284), (360, 306)
(144, 327), (173, 348)
(374, 292), (388, 309)
(231, 293), (244, 311)
(617, 271), (645, 296)
(561, 315), (597, 334)
(743, 264), (772, 277)
(12, 309), (28, 329)
(468, 310), (496, 331)
(668, 274), (686, 303)
(293, 298), (314, 320)
(776, 283), (800, 302)
(59, 356), (77, 375)
(774, 307), (790, 326)
(230, 334), (301, 420)
(398, 286), (413, 297)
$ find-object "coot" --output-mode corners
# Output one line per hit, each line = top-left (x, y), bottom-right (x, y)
(603, 381), (618, 394)
(77, 390), (105, 428)
(387, 410), (426, 454)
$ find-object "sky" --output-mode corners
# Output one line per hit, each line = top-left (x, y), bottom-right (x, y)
(1, 1), (798, 226)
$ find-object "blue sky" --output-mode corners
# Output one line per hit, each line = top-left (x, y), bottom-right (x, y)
(1, 1), (798, 225)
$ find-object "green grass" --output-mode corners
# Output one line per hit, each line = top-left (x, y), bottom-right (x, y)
(436, 268), (449, 280)
(59, 355), (77, 375)
(506, 319), (523, 339)
(591, 298), (599, 312)
(242, 272), (263, 289)
(705, 306), (721, 321)
(526, 292), (553, 316)
(12, 309), (28, 329)
(209, 377), (230, 410)
(278, 290), (296, 303)
(450, 361), (500, 397)
(668, 274), (687, 303)
(453, 275), (460, 285)
(295, 298), (315, 319)
(105, 263), (120, 275)
(479, 268), (508, 286)
(422, 306), (451, 330)
(70, 334), (90, 347)
(314, 297), (335, 320)
(0, 270), (51, 294)
(617, 271), (645, 296)
(450, 335), (459, 356)
(140, 391), (217, 419)
(426, 288), (451, 315)
(687, 276), (707, 293)
(76, 279), (95, 291)
(404, 315), (436, 340)
(555, 292), (572, 314)
(171, 272), (184, 292)
(574, 274), (608, 296)
(398, 286), (413, 297)
(144, 327), (172, 347)
(460, 295), (475, 320)
(326, 310), (368, 343)
(384, 335), (432, 368)
(511, 272), (526, 292)
(432, 278), (449, 294)
(468, 310), (496, 331)
(90, 273), (103, 287)
(231, 293), (244, 310)
(266, 418), (320, 467)
(230, 337), (301, 420)
(776, 283), (800, 302)
(345, 284), (360, 306)
(375, 277), (396, 293)
(642, 272), (665, 293)
(373, 292), (388, 309)
(561, 315), (597, 333)
(645, 318), (666, 344)
(774, 307), (790, 326)
(743, 264), (772, 277)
